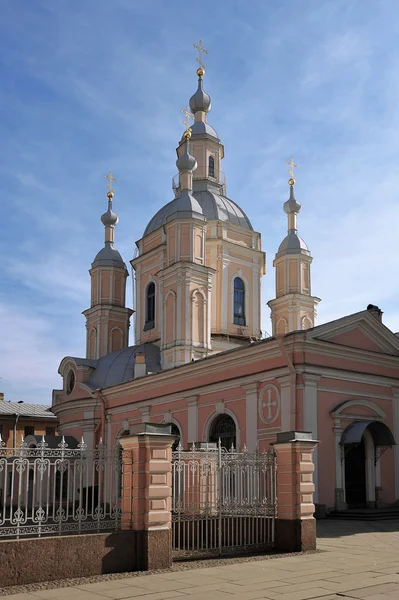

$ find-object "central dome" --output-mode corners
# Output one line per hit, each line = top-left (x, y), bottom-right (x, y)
(143, 190), (253, 236)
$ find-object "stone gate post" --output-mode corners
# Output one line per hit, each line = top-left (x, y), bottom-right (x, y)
(119, 423), (176, 571)
(273, 431), (319, 552)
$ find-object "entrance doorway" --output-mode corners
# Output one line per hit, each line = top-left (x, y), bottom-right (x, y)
(344, 441), (366, 508)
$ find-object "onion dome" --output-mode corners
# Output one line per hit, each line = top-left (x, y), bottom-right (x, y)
(189, 70), (211, 114)
(176, 138), (197, 172)
(283, 184), (301, 215)
(101, 192), (119, 226)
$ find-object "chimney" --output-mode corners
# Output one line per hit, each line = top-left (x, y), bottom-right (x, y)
(367, 304), (383, 322)
(134, 353), (147, 379)
(0, 393), (4, 402)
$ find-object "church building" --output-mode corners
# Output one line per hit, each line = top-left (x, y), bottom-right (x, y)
(52, 51), (399, 515)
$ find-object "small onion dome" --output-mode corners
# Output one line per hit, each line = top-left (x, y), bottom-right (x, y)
(176, 141), (197, 172)
(283, 185), (301, 214)
(189, 74), (211, 114)
(101, 192), (119, 226)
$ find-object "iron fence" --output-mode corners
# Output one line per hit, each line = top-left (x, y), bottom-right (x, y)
(172, 442), (277, 558)
(0, 437), (121, 539)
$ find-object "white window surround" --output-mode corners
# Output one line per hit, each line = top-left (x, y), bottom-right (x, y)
(231, 269), (250, 329)
(202, 407), (241, 449)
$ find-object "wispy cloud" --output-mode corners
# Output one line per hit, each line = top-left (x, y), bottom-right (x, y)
(2, 0), (399, 402)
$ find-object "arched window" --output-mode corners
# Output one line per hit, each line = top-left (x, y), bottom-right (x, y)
(144, 282), (155, 330)
(170, 423), (181, 452)
(233, 277), (246, 326)
(208, 155), (215, 178)
(209, 414), (236, 450)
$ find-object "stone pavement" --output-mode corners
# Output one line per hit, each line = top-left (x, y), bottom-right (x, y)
(4, 520), (399, 600)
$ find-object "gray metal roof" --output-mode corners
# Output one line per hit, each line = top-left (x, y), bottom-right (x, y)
(0, 403), (57, 419)
(277, 232), (310, 256)
(92, 242), (126, 268)
(180, 121), (219, 141)
(87, 343), (161, 389)
(144, 190), (253, 236)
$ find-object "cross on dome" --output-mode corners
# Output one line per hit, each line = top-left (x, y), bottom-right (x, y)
(193, 39), (208, 71)
(104, 171), (118, 196)
(180, 105), (194, 137)
(286, 157), (298, 186)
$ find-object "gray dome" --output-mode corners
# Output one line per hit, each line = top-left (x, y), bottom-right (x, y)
(189, 77), (211, 113)
(176, 145), (197, 172)
(92, 242), (126, 268)
(101, 208), (118, 226)
(277, 232), (310, 256)
(144, 190), (253, 236)
(144, 192), (205, 236)
(180, 121), (218, 142)
(87, 343), (161, 389)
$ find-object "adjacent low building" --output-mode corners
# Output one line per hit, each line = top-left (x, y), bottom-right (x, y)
(0, 393), (58, 447)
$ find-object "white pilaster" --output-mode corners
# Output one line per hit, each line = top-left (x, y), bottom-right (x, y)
(186, 396), (198, 445)
(277, 374), (292, 433)
(243, 383), (259, 452)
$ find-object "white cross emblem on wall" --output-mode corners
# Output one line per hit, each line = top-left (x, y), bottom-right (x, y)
(259, 386), (280, 424)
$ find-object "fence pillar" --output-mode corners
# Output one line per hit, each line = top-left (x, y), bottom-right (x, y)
(119, 423), (176, 571)
(273, 431), (319, 552)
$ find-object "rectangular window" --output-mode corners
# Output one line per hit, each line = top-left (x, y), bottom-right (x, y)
(24, 426), (34, 437)
(46, 427), (56, 436)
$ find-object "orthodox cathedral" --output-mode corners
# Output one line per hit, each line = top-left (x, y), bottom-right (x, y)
(53, 48), (399, 514)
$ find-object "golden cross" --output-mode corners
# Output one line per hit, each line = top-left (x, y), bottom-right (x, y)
(104, 171), (118, 194)
(180, 105), (194, 132)
(286, 157), (298, 182)
(193, 39), (208, 70)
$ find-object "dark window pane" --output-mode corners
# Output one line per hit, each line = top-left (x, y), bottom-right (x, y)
(24, 426), (34, 437)
(209, 156), (215, 178)
(145, 282), (155, 330)
(233, 277), (246, 326)
(46, 427), (56, 436)
(209, 415), (236, 450)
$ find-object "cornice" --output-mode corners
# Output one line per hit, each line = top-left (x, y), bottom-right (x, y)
(107, 368), (289, 415)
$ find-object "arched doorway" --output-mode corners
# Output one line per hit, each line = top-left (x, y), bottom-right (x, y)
(341, 420), (395, 509)
(344, 439), (366, 508)
(209, 414), (236, 450)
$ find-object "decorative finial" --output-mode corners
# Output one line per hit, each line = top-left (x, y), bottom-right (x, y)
(286, 157), (298, 186)
(104, 171), (118, 198)
(180, 105), (194, 139)
(193, 39), (208, 75)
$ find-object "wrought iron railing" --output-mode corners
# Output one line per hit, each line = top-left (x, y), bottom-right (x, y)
(0, 437), (121, 539)
(172, 441), (277, 557)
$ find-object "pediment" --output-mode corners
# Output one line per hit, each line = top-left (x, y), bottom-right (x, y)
(306, 311), (399, 356)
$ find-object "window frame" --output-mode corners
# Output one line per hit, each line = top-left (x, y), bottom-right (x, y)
(233, 277), (246, 326)
(208, 155), (215, 178)
(144, 281), (156, 331)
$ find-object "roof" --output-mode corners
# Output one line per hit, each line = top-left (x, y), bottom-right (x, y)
(87, 343), (161, 389)
(277, 232), (310, 256)
(144, 190), (253, 236)
(0, 402), (57, 419)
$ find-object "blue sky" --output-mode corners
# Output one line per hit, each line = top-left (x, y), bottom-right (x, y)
(1, 0), (399, 404)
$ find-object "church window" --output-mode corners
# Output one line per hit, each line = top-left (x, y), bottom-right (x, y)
(144, 282), (155, 331)
(233, 277), (246, 326)
(208, 155), (215, 178)
(66, 369), (75, 395)
(209, 414), (236, 450)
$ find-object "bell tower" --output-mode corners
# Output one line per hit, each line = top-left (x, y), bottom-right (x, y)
(268, 159), (320, 335)
(83, 173), (133, 359)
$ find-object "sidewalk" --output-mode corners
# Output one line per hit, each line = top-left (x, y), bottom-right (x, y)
(4, 520), (399, 600)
